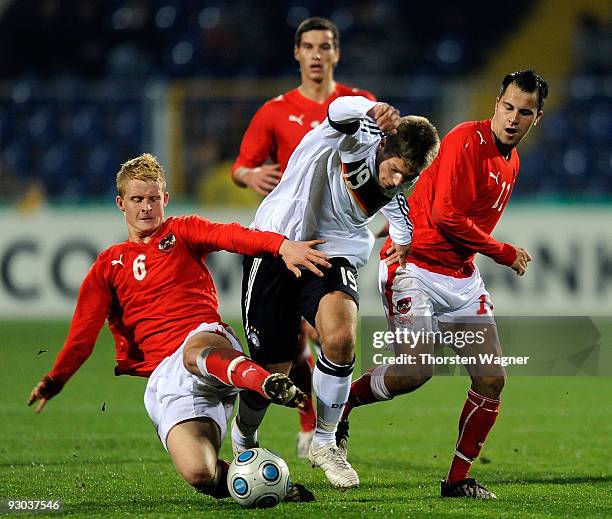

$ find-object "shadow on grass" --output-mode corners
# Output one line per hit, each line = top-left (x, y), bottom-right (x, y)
(489, 474), (612, 486)
(61, 496), (326, 516)
(0, 457), (165, 468)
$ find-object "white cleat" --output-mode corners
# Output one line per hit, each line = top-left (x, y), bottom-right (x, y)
(308, 442), (359, 489)
(296, 431), (314, 459)
(230, 417), (259, 458)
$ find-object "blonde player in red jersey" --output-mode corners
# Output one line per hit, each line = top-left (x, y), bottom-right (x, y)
(338, 70), (548, 498)
(231, 17), (376, 457)
(27, 153), (330, 501)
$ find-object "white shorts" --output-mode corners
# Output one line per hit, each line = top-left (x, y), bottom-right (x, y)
(143, 322), (243, 450)
(379, 261), (494, 332)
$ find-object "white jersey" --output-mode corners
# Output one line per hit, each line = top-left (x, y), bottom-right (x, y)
(251, 96), (413, 269)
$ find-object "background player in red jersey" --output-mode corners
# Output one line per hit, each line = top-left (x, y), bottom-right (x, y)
(338, 70), (548, 498)
(231, 17), (376, 457)
(27, 153), (329, 501)
(231, 17), (375, 194)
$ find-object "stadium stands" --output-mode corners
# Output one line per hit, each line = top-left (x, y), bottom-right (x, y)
(0, 1), (609, 203)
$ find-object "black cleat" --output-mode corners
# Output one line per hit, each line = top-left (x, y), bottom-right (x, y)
(441, 478), (497, 499)
(261, 373), (306, 408)
(284, 482), (315, 502)
(335, 418), (350, 454)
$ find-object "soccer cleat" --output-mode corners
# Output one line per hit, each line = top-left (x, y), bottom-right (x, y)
(209, 459), (231, 499)
(284, 482), (315, 502)
(308, 442), (359, 489)
(440, 478), (497, 499)
(335, 418), (350, 455)
(296, 430), (314, 458)
(261, 373), (307, 408)
(230, 417), (259, 458)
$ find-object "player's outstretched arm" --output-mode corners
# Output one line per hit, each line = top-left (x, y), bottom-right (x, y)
(278, 239), (331, 278)
(27, 375), (63, 413)
(234, 164), (282, 195)
(509, 246), (532, 276)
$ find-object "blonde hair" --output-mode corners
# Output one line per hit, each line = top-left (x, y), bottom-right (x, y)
(116, 153), (167, 196)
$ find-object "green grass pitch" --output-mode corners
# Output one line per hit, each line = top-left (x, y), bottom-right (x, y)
(1, 320), (611, 518)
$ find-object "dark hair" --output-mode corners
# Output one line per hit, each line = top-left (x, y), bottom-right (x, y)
(499, 69), (549, 112)
(385, 116), (440, 175)
(294, 17), (340, 48)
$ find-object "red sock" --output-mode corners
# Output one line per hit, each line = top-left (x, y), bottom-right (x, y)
(340, 370), (378, 421)
(299, 394), (316, 432)
(447, 388), (500, 484)
(290, 350), (316, 432)
(202, 348), (268, 398)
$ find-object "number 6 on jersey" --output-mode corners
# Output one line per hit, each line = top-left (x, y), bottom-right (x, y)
(133, 254), (147, 281)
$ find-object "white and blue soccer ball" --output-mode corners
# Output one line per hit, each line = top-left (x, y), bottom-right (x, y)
(228, 448), (291, 508)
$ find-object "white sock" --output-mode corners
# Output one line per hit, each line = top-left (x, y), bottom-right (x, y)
(312, 354), (354, 450)
(370, 364), (392, 400)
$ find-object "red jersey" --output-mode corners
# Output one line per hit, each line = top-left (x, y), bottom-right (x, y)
(48, 216), (284, 384)
(382, 119), (518, 277)
(232, 83), (376, 174)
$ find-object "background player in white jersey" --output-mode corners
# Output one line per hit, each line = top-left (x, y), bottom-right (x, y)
(338, 70), (548, 499)
(235, 95), (439, 489)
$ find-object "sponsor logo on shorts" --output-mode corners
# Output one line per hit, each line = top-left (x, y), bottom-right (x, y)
(396, 296), (412, 314)
(248, 328), (261, 351)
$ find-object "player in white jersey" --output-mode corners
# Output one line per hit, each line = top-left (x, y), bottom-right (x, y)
(234, 95), (440, 489)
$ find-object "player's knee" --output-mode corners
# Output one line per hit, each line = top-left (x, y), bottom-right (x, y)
(388, 373), (432, 396)
(473, 375), (506, 399)
(181, 464), (217, 493)
(182, 345), (197, 372)
(321, 328), (355, 363)
(411, 373), (433, 389)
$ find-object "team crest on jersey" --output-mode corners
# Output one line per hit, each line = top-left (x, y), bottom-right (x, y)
(158, 233), (176, 252)
(396, 297), (412, 314)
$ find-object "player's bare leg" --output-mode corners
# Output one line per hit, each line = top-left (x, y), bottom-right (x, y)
(339, 274), (437, 433)
(309, 291), (359, 489)
(337, 328), (435, 453)
(166, 418), (230, 498)
(290, 320), (318, 458)
(441, 321), (505, 499)
(167, 417), (315, 503)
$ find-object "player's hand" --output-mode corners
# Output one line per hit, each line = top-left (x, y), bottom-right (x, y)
(279, 239), (331, 278)
(367, 103), (401, 135)
(27, 374), (63, 413)
(235, 164), (282, 195)
(510, 246), (532, 276)
(385, 242), (410, 267)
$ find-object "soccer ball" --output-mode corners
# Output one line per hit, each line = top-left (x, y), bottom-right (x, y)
(227, 448), (291, 508)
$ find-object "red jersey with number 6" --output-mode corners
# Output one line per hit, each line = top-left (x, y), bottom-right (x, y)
(233, 83), (376, 174)
(48, 216), (284, 384)
(382, 119), (519, 277)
